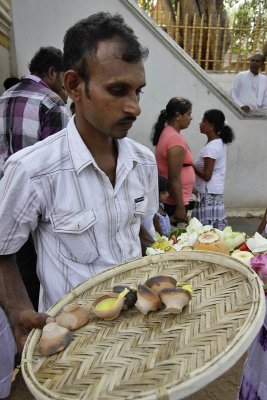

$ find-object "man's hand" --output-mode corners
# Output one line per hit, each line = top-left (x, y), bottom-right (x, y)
(15, 309), (53, 353)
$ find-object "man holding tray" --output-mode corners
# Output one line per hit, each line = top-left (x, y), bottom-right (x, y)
(0, 12), (158, 359)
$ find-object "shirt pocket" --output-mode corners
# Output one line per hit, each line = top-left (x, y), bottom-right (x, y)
(130, 195), (148, 241)
(50, 210), (98, 264)
(134, 195), (148, 216)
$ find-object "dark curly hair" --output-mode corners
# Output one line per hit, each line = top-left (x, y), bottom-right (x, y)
(28, 47), (64, 76)
(63, 12), (148, 97)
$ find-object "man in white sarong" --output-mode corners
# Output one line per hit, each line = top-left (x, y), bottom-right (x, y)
(230, 53), (267, 113)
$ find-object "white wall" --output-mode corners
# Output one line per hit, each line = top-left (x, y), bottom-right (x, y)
(11, 0), (267, 210)
(207, 73), (236, 95)
(0, 46), (10, 93)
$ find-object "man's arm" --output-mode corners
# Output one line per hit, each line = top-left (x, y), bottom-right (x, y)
(230, 74), (250, 112)
(0, 255), (48, 353)
(139, 225), (155, 256)
(230, 74), (244, 107)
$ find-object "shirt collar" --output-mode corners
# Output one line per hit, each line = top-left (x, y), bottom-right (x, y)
(66, 117), (138, 174)
(23, 74), (50, 89)
(248, 70), (259, 78)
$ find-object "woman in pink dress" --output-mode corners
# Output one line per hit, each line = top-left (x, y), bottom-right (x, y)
(151, 97), (195, 224)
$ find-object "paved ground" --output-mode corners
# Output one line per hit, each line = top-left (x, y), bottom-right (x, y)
(7, 218), (261, 399)
(227, 216), (260, 237)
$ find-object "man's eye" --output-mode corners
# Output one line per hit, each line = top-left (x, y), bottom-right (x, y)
(110, 87), (126, 96)
(136, 88), (144, 96)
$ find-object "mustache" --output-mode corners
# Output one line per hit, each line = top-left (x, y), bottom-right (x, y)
(118, 116), (137, 124)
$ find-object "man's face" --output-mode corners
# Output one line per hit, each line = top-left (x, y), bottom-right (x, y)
(249, 55), (264, 75)
(77, 40), (146, 140)
(49, 71), (64, 95)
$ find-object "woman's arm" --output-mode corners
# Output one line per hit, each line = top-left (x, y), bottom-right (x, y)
(153, 214), (163, 236)
(167, 146), (187, 222)
(194, 157), (215, 182)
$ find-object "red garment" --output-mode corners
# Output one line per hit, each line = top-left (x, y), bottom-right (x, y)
(155, 125), (195, 205)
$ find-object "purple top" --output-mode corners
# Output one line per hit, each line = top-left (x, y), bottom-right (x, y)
(0, 74), (69, 177)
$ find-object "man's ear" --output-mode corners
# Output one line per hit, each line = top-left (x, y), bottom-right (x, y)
(47, 66), (57, 79)
(64, 70), (83, 101)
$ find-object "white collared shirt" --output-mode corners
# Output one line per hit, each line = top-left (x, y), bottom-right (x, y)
(0, 117), (158, 311)
(230, 70), (267, 110)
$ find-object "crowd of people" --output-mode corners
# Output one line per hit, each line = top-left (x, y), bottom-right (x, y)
(0, 10), (266, 400)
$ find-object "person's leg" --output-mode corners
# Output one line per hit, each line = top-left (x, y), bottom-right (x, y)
(238, 297), (267, 399)
(0, 308), (16, 399)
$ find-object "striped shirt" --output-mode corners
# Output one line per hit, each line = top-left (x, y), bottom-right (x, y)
(0, 74), (69, 177)
(0, 117), (158, 311)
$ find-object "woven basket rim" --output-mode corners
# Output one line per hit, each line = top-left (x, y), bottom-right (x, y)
(21, 251), (266, 400)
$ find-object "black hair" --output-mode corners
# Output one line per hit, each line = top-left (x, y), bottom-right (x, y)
(249, 52), (265, 64)
(70, 101), (76, 115)
(63, 12), (148, 96)
(158, 175), (170, 193)
(203, 109), (234, 144)
(28, 46), (64, 76)
(151, 97), (192, 146)
(3, 77), (20, 90)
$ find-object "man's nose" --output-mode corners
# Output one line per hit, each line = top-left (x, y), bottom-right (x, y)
(124, 94), (141, 116)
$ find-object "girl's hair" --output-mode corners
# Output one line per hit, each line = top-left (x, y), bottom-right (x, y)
(158, 175), (170, 193)
(203, 109), (234, 144)
(151, 97), (192, 146)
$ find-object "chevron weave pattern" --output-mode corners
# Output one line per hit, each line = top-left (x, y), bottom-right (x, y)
(22, 251), (265, 400)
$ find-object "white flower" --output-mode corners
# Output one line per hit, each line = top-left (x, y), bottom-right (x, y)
(247, 232), (267, 254)
(145, 247), (165, 256)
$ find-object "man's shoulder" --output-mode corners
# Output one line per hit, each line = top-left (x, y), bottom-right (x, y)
(6, 128), (69, 176)
(259, 73), (267, 82)
(1, 77), (64, 108)
(234, 70), (250, 79)
(205, 139), (223, 150)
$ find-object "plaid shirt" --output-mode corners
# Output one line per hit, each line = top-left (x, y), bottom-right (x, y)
(0, 74), (69, 177)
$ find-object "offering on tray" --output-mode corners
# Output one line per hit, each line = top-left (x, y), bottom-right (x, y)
(135, 284), (162, 315)
(159, 287), (192, 314)
(92, 288), (129, 320)
(113, 285), (137, 310)
(193, 230), (229, 254)
(39, 322), (73, 356)
(145, 218), (247, 255)
(56, 304), (89, 330)
(144, 275), (177, 293)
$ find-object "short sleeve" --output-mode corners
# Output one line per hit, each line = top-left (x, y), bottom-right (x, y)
(0, 160), (41, 254)
(202, 141), (221, 160)
(166, 131), (186, 151)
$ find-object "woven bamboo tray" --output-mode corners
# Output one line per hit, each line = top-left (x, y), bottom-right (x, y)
(22, 251), (266, 400)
